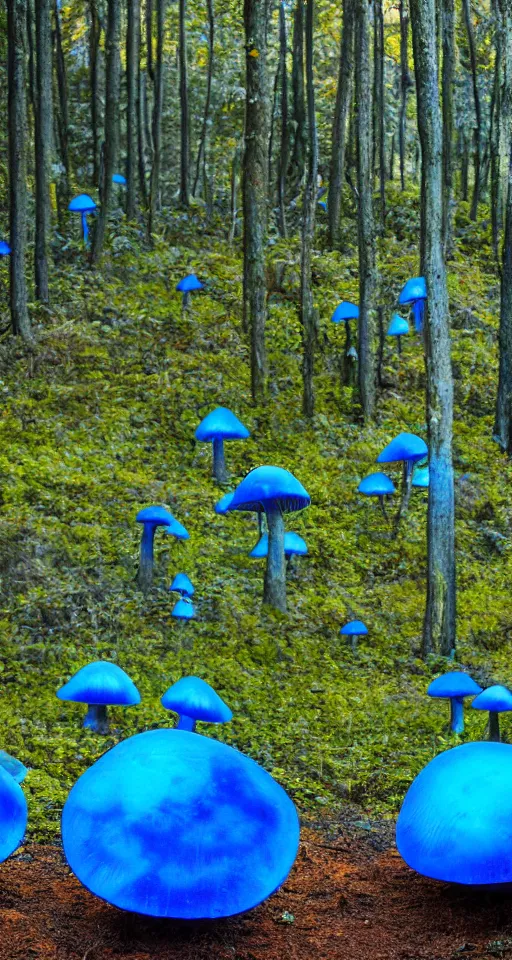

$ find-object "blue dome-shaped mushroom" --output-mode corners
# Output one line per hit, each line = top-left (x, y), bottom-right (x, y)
(377, 433), (427, 468)
(472, 685), (512, 742)
(176, 273), (203, 309)
(172, 597), (195, 621)
(249, 532), (308, 559)
(412, 465), (429, 488)
(161, 676), (232, 731)
(398, 276), (427, 333)
(57, 661), (141, 734)
(427, 671), (482, 734)
(112, 173), (127, 185)
(68, 194), (97, 246)
(170, 572), (194, 597)
(331, 301), (359, 324)
(0, 766), (27, 865)
(358, 472), (395, 518)
(387, 314), (409, 355)
(196, 407), (250, 483)
(340, 619), (368, 653)
(136, 506), (188, 592)
(62, 728), (300, 918)
(396, 741), (512, 885)
(0, 242), (11, 257)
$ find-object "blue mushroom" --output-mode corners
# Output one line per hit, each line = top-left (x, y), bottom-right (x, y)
(68, 194), (97, 246)
(0, 765), (27, 865)
(396, 741), (512, 885)
(427, 671), (482, 734)
(227, 466), (310, 612)
(387, 314), (409, 356)
(340, 619), (368, 653)
(399, 276), (427, 333)
(0, 752), (27, 784)
(112, 173), (127, 185)
(136, 505), (189, 592)
(57, 661), (141, 734)
(249, 531), (308, 560)
(377, 432), (428, 524)
(472, 685), (512, 742)
(358, 472), (395, 518)
(215, 491), (235, 514)
(0, 242), (11, 257)
(317, 200), (327, 212)
(170, 572), (194, 597)
(161, 676), (232, 731)
(331, 301), (359, 382)
(195, 407), (250, 483)
(62, 728), (300, 918)
(176, 273), (203, 309)
(172, 597), (195, 621)
(412, 465), (429, 488)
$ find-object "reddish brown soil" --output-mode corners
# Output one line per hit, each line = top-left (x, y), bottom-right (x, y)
(1, 825), (512, 960)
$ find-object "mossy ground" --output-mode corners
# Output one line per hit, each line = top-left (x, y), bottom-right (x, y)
(0, 192), (510, 841)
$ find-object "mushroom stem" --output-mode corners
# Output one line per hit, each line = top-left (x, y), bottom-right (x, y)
(176, 714), (196, 732)
(137, 522), (156, 592)
(450, 696), (464, 734)
(342, 321), (353, 386)
(397, 335), (402, 357)
(263, 506), (287, 613)
(394, 461), (413, 533)
(379, 496), (388, 520)
(84, 704), (109, 734)
(212, 438), (228, 483)
(489, 711), (501, 742)
(413, 299), (424, 334)
(81, 212), (89, 246)
(182, 291), (190, 311)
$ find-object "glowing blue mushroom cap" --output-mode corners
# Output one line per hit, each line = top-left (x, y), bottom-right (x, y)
(176, 274), (203, 293)
(68, 194), (97, 214)
(0, 241), (11, 257)
(170, 572), (194, 596)
(215, 491), (235, 514)
(358, 473), (396, 497)
(57, 661), (141, 706)
(399, 276), (427, 306)
(0, 751), (28, 784)
(61, 728), (300, 918)
(396, 741), (512, 884)
(0, 766), (27, 864)
(331, 301), (359, 323)
(387, 314), (409, 337)
(136, 505), (175, 527)
(250, 532), (308, 559)
(377, 432), (428, 465)
(340, 620), (368, 636)
(228, 466), (310, 514)
(195, 407), (250, 442)
(161, 676), (232, 723)
(427, 672), (482, 700)
(317, 200), (327, 211)
(172, 597), (195, 620)
(412, 466), (429, 488)
(471, 685), (512, 714)
(163, 517), (190, 540)
(112, 173), (127, 185)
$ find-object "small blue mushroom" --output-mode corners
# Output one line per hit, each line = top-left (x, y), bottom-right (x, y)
(112, 173), (127, 185)
(57, 661), (141, 734)
(68, 194), (97, 246)
(249, 531), (308, 559)
(172, 597), (195, 621)
(136, 505), (189, 592)
(340, 619), (368, 654)
(472, 684), (512, 742)
(387, 314), (409, 356)
(358, 472), (395, 519)
(317, 200), (327, 212)
(412, 465), (429, 488)
(170, 572), (194, 597)
(0, 242), (11, 257)
(399, 276), (427, 333)
(331, 301), (359, 380)
(377, 432), (428, 523)
(161, 676), (232, 731)
(427, 671), (482, 734)
(195, 407), (250, 483)
(176, 273), (203, 309)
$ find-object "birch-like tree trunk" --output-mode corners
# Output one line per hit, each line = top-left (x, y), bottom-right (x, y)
(441, 0), (455, 254)
(462, 0), (482, 219)
(277, 1), (289, 238)
(327, 0), (354, 249)
(494, 0), (512, 452)
(398, 0), (410, 190)
(91, 0), (121, 263)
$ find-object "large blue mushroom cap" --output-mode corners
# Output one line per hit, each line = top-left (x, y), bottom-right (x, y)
(472, 685), (512, 714)
(427, 672), (482, 700)
(0, 766), (27, 864)
(0, 241), (11, 257)
(176, 274), (203, 293)
(358, 472), (396, 497)
(136, 505), (175, 527)
(228, 466), (310, 514)
(340, 620), (368, 636)
(112, 173), (127, 185)
(398, 276), (427, 305)
(215, 491), (235, 514)
(62, 728), (300, 918)
(161, 676), (232, 723)
(195, 407), (250, 442)
(170, 572), (194, 596)
(412, 465), (429, 488)
(250, 532), (308, 558)
(172, 597), (195, 620)
(331, 301), (359, 323)
(377, 432), (428, 465)
(387, 314), (409, 337)
(68, 194), (97, 214)
(396, 741), (512, 884)
(57, 662), (141, 706)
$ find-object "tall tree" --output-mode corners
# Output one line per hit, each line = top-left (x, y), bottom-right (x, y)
(91, 0), (121, 263)
(410, 0), (456, 656)
(398, 0), (410, 190)
(89, 0), (102, 185)
(148, 0), (166, 235)
(7, 0), (32, 341)
(179, 0), (189, 206)
(494, 0), (512, 453)
(126, 0), (140, 219)
(327, 0), (354, 249)
(441, 0), (455, 253)
(462, 0), (482, 219)
(355, 0), (378, 422)
(193, 0), (214, 196)
(243, 0), (269, 401)
(53, 0), (70, 203)
(290, 0), (306, 189)
(35, 0), (53, 303)
(300, 0), (318, 418)
(373, 0), (386, 221)
(277, 0), (289, 238)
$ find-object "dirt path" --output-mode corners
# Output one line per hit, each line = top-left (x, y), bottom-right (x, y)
(1, 826), (512, 960)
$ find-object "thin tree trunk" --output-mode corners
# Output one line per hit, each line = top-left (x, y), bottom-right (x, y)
(89, 0), (102, 185)
(462, 0), (482, 219)
(441, 0), (455, 254)
(327, 0), (355, 248)
(91, 0), (121, 264)
(126, 0), (140, 219)
(268, 61), (281, 203)
(373, 0), (386, 222)
(8, 0), (32, 341)
(53, 0), (70, 202)
(410, 0), (456, 657)
(26, 0), (37, 132)
(35, 0), (52, 303)
(494, 0), (512, 452)
(193, 0), (214, 197)
(148, 0), (165, 236)
(179, 0), (189, 206)
(356, 0), (378, 422)
(243, 0), (269, 401)
(138, 71), (149, 207)
(300, 0), (318, 419)
(290, 0), (306, 189)
(277, 1), (289, 238)
(399, 0), (410, 190)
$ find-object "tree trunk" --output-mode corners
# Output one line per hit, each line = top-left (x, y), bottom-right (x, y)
(179, 0), (189, 206)
(263, 507), (286, 612)
(8, 0), (32, 341)
(193, 0), (214, 196)
(410, 0), (456, 657)
(462, 0), (481, 219)
(91, 0), (121, 264)
(53, 0), (70, 203)
(277, 1), (289, 238)
(126, 0), (140, 219)
(441, 0), (455, 254)
(398, 0), (410, 190)
(290, 0), (306, 190)
(243, 0), (269, 402)
(35, 0), (53, 304)
(327, 0), (354, 248)
(148, 0), (166, 236)
(373, 0), (386, 222)
(138, 70), (149, 207)
(26, 0), (37, 133)
(89, 0), (102, 185)
(300, 0), (318, 419)
(356, 0), (378, 422)
(494, 0), (512, 453)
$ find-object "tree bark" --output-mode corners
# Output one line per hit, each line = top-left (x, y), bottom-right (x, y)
(243, 0), (269, 401)
(494, 0), (512, 452)
(193, 0), (214, 196)
(179, 0), (189, 206)
(441, 0), (455, 254)
(277, 1), (289, 238)
(263, 507), (286, 612)
(327, 0), (354, 248)
(398, 0), (410, 191)
(300, 0), (318, 419)
(356, 0), (378, 422)
(91, 0), (121, 264)
(89, 0), (102, 186)
(126, 0), (140, 219)
(35, 0), (53, 303)
(290, 0), (306, 189)
(148, 0), (166, 236)
(8, 0), (32, 341)
(410, 0), (456, 657)
(52, 0), (70, 203)
(373, 0), (386, 222)
(462, 0), (482, 219)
